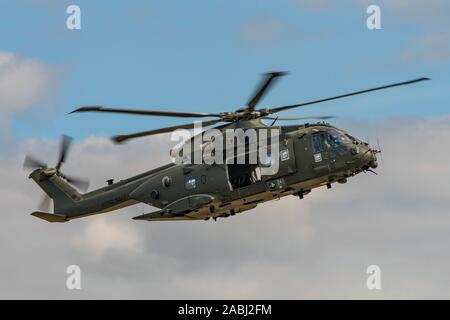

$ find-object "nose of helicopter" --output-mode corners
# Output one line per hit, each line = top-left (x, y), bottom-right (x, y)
(358, 145), (378, 169)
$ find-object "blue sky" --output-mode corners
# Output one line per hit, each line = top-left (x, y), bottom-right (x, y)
(2, 0), (449, 141)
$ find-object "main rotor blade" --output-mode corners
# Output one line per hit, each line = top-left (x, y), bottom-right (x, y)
(111, 119), (223, 144)
(70, 106), (222, 118)
(269, 77), (430, 114)
(23, 155), (47, 170)
(64, 174), (90, 192)
(56, 135), (73, 171)
(263, 116), (335, 121)
(246, 71), (287, 111)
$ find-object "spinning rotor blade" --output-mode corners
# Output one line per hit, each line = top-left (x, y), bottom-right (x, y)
(269, 77), (430, 114)
(112, 119), (223, 144)
(56, 135), (73, 171)
(64, 174), (90, 192)
(70, 106), (222, 118)
(247, 71), (287, 111)
(263, 115), (335, 121)
(377, 137), (384, 166)
(23, 155), (47, 170)
(24, 135), (90, 198)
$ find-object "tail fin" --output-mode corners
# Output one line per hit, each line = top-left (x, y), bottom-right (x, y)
(29, 169), (81, 216)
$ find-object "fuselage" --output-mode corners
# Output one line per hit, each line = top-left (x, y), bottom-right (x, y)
(54, 122), (377, 221)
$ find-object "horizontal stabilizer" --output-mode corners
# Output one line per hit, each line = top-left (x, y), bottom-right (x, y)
(30, 211), (68, 223)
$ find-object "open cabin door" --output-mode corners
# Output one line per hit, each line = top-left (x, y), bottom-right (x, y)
(225, 136), (297, 193)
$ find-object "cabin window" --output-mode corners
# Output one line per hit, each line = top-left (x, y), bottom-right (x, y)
(162, 176), (171, 188)
(185, 177), (197, 190)
(312, 133), (326, 153)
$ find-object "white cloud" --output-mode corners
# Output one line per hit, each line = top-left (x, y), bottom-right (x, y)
(2, 116), (450, 298)
(0, 51), (61, 136)
(72, 216), (143, 257)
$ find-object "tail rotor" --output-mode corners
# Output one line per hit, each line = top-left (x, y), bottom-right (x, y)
(23, 154), (47, 170)
(24, 135), (90, 213)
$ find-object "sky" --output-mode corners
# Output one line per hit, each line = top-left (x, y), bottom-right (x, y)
(1, 0), (450, 299)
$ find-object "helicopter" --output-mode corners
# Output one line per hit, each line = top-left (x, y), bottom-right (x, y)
(24, 71), (429, 222)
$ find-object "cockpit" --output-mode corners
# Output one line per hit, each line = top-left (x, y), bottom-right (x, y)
(310, 126), (378, 171)
(312, 128), (353, 155)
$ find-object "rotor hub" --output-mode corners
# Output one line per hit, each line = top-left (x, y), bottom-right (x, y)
(220, 108), (270, 122)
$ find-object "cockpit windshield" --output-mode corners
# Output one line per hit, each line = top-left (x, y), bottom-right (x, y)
(312, 129), (351, 154)
(326, 129), (351, 146)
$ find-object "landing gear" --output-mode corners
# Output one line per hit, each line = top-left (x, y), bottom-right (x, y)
(296, 189), (311, 200)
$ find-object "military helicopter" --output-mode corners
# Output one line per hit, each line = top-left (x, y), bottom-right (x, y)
(24, 72), (429, 222)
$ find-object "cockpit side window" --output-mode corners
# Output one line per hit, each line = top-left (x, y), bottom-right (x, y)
(312, 133), (326, 153)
